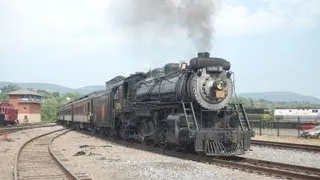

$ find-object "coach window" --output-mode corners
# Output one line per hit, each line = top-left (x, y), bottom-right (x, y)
(114, 88), (119, 100)
(87, 102), (90, 113)
(123, 82), (129, 99)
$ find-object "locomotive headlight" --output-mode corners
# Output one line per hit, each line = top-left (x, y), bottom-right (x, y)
(215, 80), (225, 90)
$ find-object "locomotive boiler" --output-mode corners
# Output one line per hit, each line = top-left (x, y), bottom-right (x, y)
(57, 52), (254, 156)
(135, 52), (233, 110)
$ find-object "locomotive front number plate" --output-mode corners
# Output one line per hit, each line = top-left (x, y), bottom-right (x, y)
(216, 90), (225, 98)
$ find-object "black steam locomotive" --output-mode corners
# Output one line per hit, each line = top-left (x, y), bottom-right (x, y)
(57, 52), (254, 156)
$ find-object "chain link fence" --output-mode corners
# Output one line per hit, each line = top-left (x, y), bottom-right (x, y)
(247, 109), (319, 138)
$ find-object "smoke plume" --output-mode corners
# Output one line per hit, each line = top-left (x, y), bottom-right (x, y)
(117, 0), (218, 52)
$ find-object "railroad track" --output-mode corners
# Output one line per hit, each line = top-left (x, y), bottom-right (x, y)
(0, 122), (46, 129)
(76, 129), (320, 180)
(0, 124), (57, 136)
(14, 128), (91, 180)
(251, 140), (320, 153)
(167, 150), (320, 180)
(217, 157), (320, 180)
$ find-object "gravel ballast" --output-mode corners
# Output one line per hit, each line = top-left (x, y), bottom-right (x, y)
(52, 131), (276, 180)
(0, 125), (64, 180)
(242, 145), (320, 169)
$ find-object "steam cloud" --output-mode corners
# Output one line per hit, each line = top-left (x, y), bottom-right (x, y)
(118, 0), (218, 52)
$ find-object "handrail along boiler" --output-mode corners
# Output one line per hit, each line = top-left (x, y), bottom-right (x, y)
(57, 52), (254, 156)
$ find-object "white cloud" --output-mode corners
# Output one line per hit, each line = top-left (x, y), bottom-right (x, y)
(1, 0), (320, 54)
(214, 0), (320, 36)
(0, 0), (124, 53)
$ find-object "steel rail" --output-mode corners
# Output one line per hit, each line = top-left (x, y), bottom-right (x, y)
(0, 122), (49, 129)
(0, 124), (57, 136)
(217, 156), (320, 180)
(13, 129), (77, 180)
(251, 140), (320, 153)
(48, 130), (92, 180)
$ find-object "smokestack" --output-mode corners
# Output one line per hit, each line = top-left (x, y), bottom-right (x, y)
(198, 52), (210, 58)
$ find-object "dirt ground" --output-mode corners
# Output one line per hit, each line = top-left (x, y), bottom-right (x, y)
(252, 135), (320, 145)
(52, 131), (275, 180)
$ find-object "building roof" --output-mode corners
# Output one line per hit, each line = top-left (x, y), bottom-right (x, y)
(0, 100), (9, 104)
(7, 89), (42, 96)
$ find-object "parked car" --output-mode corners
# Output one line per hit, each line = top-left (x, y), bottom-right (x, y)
(301, 125), (320, 139)
(301, 124), (318, 130)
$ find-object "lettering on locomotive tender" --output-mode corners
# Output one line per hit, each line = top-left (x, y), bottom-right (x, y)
(57, 52), (254, 156)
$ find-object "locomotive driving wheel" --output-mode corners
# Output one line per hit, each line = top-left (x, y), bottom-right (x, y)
(157, 122), (169, 149)
(139, 116), (157, 145)
(119, 125), (130, 140)
(139, 118), (156, 137)
(117, 113), (131, 140)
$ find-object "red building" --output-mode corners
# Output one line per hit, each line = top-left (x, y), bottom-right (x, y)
(7, 89), (42, 123)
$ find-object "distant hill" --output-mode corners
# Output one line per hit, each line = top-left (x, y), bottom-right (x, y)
(1, 82), (320, 103)
(0, 81), (105, 95)
(0, 82), (72, 92)
(238, 91), (320, 104)
(74, 85), (105, 95)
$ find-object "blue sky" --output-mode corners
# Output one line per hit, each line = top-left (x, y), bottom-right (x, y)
(0, 0), (319, 97)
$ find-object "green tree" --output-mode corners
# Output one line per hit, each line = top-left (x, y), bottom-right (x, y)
(0, 85), (21, 101)
(37, 89), (53, 98)
(41, 97), (59, 122)
(40, 91), (81, 122)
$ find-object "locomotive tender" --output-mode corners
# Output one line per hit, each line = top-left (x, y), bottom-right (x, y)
(57, 52), (254, 156)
